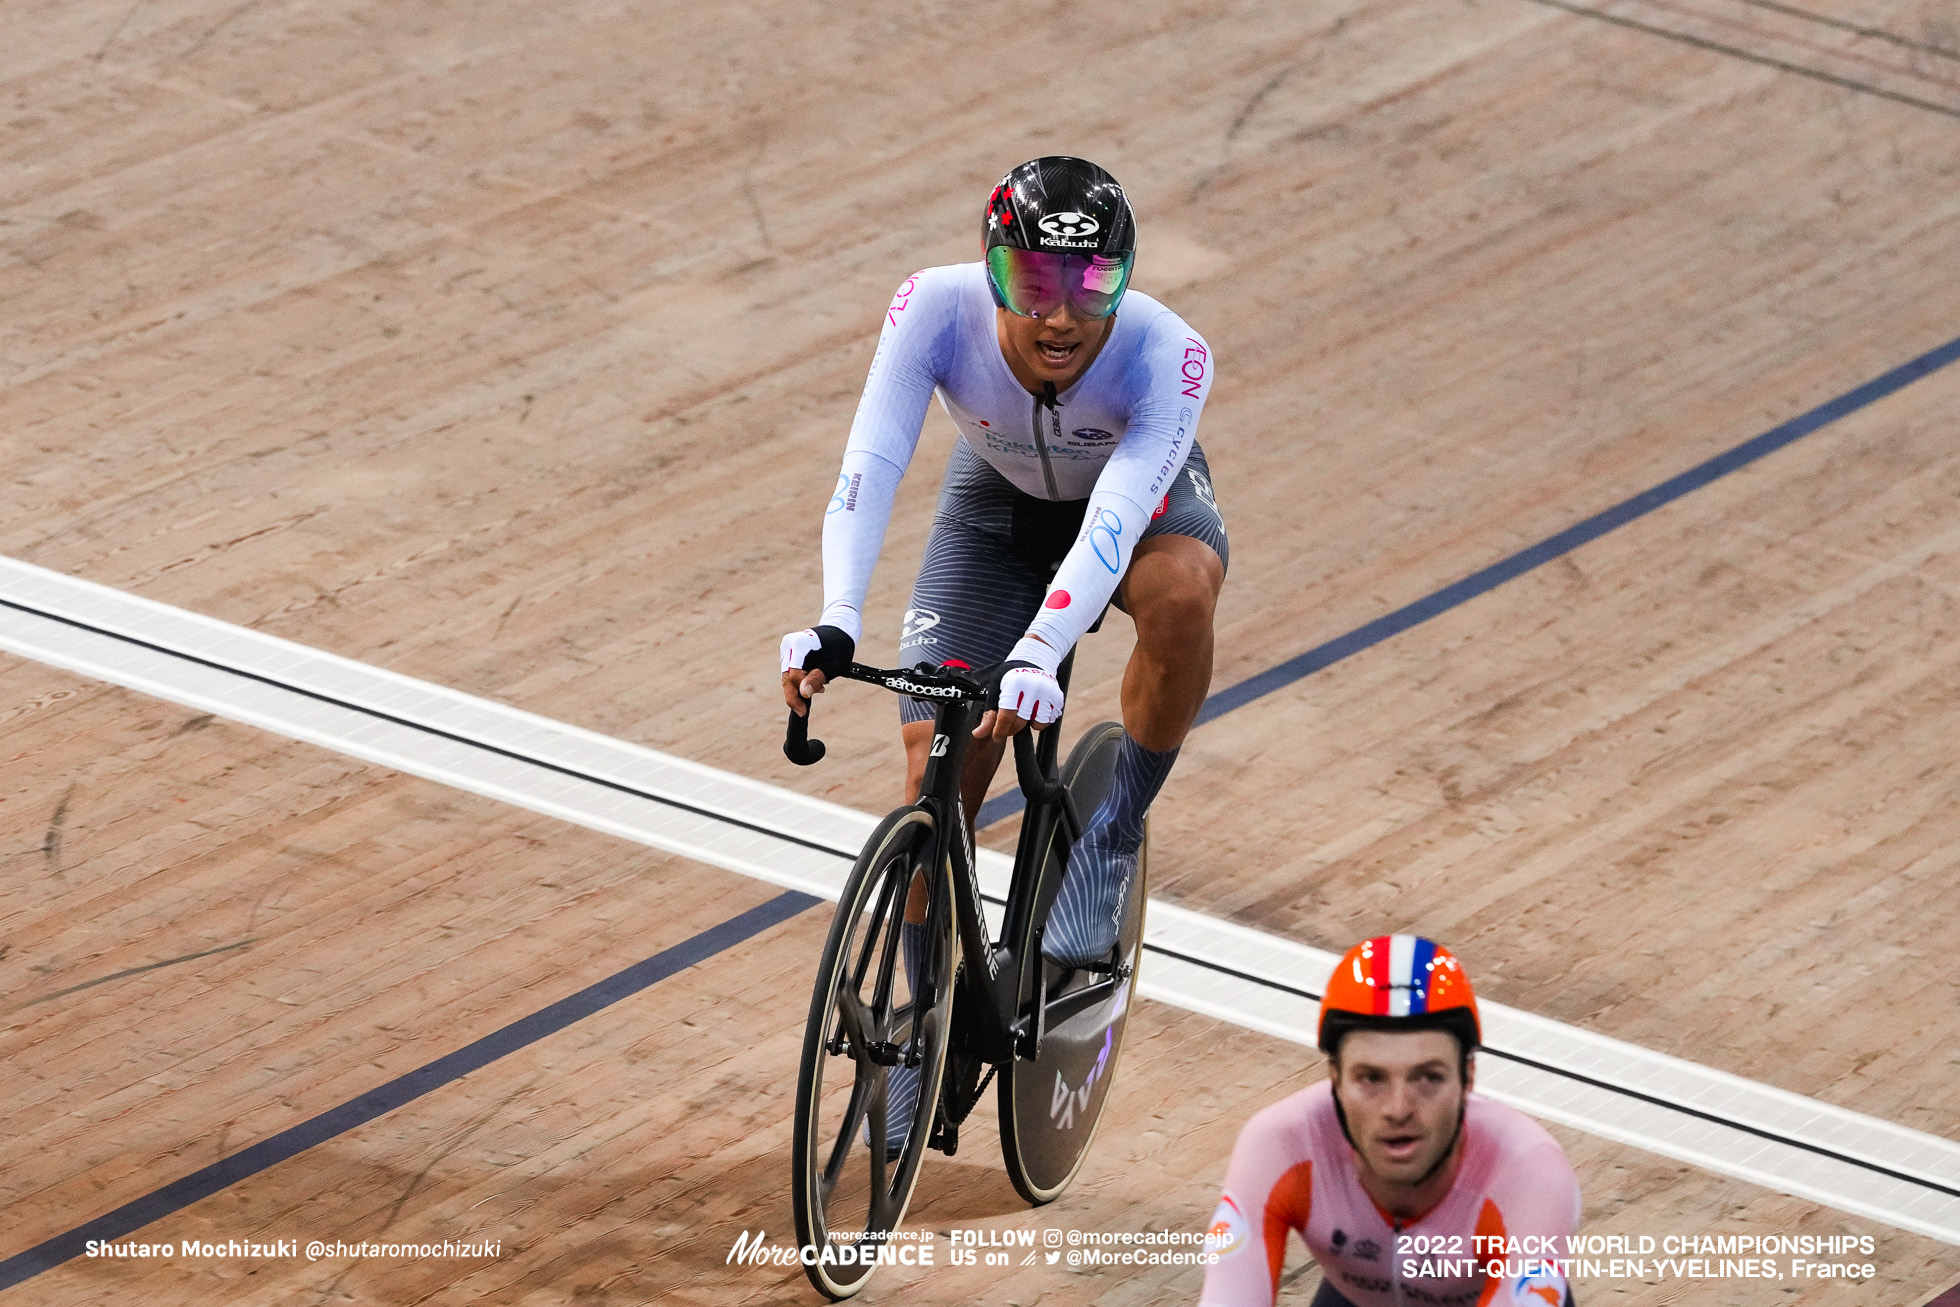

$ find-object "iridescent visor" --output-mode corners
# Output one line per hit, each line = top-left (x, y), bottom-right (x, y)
(987, 247), (1133, 319)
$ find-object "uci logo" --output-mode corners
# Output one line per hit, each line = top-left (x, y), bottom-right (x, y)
(1038, 211), (1099, 239)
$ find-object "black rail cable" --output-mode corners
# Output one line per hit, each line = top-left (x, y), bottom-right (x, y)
(1527, 0), (1960, 121)
(1478, 1044), (1960, 1201)
(3, 605), (1954, 1208)
(1733, 0), (1960, 63)
(0, 597), (856, 862)
(1139, 939), (1960, 1201)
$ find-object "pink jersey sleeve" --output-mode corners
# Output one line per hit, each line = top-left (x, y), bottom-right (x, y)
(1198, 1092), (1315, 1307)
(1463, 1108), (1582, 1307)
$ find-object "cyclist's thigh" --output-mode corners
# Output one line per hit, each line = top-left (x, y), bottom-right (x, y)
(898, 446), (1047, 724)
(1137, 440), (1229, 571)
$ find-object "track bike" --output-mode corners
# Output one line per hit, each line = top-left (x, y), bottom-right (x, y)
(783, 654), (1146, 1299)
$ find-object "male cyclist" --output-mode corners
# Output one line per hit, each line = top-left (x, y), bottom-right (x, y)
(779, 156), (1227, 978)
(1200, 937), (1581, 1307)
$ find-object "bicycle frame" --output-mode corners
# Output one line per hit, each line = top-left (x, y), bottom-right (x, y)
(785, 659), (1083, 1069)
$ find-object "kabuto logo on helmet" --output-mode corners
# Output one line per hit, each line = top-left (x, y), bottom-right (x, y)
(1038, 211), (1100, 239)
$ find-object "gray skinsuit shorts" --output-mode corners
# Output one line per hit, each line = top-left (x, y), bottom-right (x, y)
(897, 437), (1228, 724)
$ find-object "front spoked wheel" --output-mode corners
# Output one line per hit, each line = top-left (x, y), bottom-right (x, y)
(792, 807), (954, 1299)
(998, 720), (1148, 1204)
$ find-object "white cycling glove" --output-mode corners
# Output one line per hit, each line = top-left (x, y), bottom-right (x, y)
(997, 634), (1065, 726)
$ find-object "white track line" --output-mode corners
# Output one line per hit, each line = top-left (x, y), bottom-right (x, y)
(1, 555), (1955, 1245)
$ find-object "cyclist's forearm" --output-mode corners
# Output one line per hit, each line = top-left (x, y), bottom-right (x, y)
(819, 449), (906, 641)
(1019, 485), (1152, 662)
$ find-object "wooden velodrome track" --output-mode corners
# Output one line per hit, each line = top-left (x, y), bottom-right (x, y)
(3, 0), (1959, 1302)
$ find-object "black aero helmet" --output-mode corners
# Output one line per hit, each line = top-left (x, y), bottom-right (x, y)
(983, 156), (1136, 319)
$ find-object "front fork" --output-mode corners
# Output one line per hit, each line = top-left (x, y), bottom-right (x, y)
(917, 656), (1078, 1071)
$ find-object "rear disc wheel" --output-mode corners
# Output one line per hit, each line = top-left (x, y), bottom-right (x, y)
(998, 721), (1148, 1204)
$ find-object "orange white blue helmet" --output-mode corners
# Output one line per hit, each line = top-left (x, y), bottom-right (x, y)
(1317, 935), (1481, 1062)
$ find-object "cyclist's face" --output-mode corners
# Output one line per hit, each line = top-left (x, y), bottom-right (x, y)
(1333, 1030), (1468, 1186)
(996, 299), (1113, 390)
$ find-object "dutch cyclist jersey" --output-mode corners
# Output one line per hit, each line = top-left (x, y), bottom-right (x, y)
(819, 262), (1212, 657)
(1200, 1082), (1580, 1307)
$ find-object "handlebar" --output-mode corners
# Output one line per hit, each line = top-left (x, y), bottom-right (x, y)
(784, 658), (1080, 834)
(783, 661), (990, 768)
(784, 706), (825, 766)
(1011, 729), (1067, 806)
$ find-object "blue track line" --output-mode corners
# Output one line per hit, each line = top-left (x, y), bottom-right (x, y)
(976, 329), (1960, 830)
(0, 890), (818, 1293)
